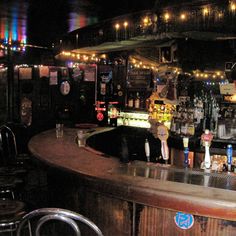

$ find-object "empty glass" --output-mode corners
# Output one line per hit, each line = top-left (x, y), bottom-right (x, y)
(77, 130), (86, 147)
(56, 124), (64, 138)
(217, 124), (226, 138)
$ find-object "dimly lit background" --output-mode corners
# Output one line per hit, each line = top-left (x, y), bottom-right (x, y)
(0, 0), (158, 47)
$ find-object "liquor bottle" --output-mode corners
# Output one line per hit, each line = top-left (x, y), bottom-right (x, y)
(139, 92), (145, 109)
(145, 97), (150, 111)
(128, 93), (134, 108)
(134, 92), (140, 109)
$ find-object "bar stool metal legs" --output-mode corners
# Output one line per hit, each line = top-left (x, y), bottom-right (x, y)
(0, 199), (25, 235)
(16, 208), (104, 236)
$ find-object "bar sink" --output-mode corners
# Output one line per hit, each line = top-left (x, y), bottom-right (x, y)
(86, 126), (162, 163)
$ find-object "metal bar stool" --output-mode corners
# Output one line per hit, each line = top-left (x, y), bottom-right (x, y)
(0, 124), (29, 167)
(0, 125), (28, 201)
(16, 208), (104, 236)
(0, 175), (23, 200)
(0, 198), (25, 236)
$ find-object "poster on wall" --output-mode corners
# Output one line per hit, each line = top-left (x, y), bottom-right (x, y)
(61, 68), (68, 79)
(128, 68), (152, 88)
(39, 66), (49, 78)
(0, 49), (4, 58)
(19, 67), (32, 80)
(84, 65), (96, 82)
(49, 71), (58, 85)
(20, 97), (32, 126)
(72, 67), (83, 81)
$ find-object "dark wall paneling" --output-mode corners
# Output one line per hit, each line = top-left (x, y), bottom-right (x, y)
(0, 69), (7, 124)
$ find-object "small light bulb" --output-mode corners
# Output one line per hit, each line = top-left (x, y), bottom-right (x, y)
(143, 17), (148, 24)
(164, 13), (170, 21)
(115, 23), (120, 30)
(231, 3), (236, 11)
(203, 7), (209, 16)
(124, 21), (128, 28)
(180, 13), (186, 21)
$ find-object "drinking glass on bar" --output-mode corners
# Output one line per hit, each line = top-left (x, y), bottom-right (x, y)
(77, 130), (86, 147)
(56, 123), (64, 138)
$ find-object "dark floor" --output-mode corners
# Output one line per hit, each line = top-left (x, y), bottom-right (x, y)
(21, 162), (50, 210)
(0, 159), (99, 236)
(0, 159), (51, 236)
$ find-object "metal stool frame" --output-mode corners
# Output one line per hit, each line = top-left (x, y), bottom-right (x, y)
(0, 198), (25, 236)
(16, 208), (104, 236)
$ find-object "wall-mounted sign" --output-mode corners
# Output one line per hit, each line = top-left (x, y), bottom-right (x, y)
(60, 80), (71, 96)
(96, 111), (104, 121)
(220, 83), (236, 95)
(128, 68), (152, 88)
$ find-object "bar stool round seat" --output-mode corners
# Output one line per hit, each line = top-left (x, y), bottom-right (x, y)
(16, 208), (104, 236)
(0, 167), (26, 176)
(0, 176), (23, 199)
(0, 198), (25, 234)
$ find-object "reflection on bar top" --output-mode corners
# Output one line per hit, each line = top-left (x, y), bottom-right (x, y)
(109, 161), (236, 191)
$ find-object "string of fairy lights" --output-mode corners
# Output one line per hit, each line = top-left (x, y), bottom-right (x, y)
(58, 50), (228, 87)
(112, 1), (236, 36)
(158, 1), (236, 23)
(0, 42), (26, 52)
(57, 1), (236, 64)
(59, 51), (101, 62)
(0, 40), (49, 54)
(0, 1), (232, 91)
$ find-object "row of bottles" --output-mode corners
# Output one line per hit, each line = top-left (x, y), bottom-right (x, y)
(170, 92), (220, 136)
(170, 99), (196, 136)
(219, 104), (236, 119)
(149, 103), (175, 128)
(127, 92), (149, 109)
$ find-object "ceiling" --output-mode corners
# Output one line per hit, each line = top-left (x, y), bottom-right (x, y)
(0, 0), (158, 47)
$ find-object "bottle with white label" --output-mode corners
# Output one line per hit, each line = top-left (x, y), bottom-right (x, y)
(128, 93), (134, 108)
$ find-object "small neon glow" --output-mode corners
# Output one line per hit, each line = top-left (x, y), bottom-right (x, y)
(69, 12), (98, 32)
(0, 2), (27, 44)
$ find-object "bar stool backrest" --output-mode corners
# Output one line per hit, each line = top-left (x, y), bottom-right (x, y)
(0, 125), (18, 166)
(16, 208), (104, 236)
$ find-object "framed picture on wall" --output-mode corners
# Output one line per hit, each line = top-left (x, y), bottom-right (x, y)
(19, 67), (32, 80)
(84, 65), (97, 82)
(49, 71), (58, 85)
(39, 66), (49, 78)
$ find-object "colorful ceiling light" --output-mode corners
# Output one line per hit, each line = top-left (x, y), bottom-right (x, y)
(0, 1), (27, 45)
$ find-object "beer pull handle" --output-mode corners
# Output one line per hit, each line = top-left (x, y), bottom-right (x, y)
(145, 139), (150, 162)
(161, 140), (169, 164)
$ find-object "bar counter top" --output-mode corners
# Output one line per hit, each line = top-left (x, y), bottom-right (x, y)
(28, 127), (236, 221)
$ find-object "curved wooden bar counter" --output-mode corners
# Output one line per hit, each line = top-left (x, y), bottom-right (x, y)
(29, 127), (236, 236)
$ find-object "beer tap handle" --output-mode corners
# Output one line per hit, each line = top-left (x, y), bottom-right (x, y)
(145, 139), (150, 162)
